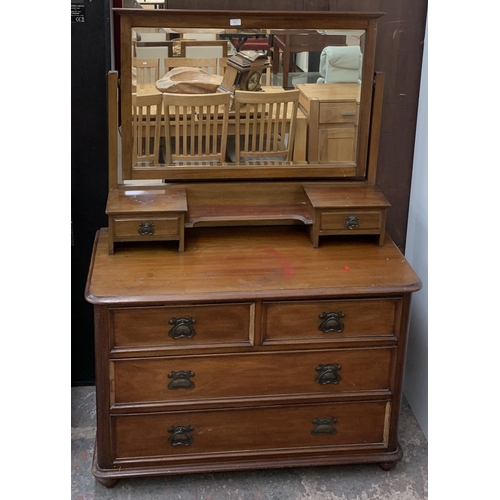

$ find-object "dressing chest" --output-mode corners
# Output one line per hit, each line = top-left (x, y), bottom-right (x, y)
(85, 7), (421, 487)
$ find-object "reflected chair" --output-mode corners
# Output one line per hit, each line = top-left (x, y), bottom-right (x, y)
(132, 57), (161, 84)
(162, 92), (231, 164)
(132, 93), (163, 165)
(230, 89), (300, 164)
(178, 40), (229, 58)
(317, 46), (362, 84)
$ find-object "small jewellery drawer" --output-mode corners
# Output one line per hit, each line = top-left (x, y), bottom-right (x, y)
(113, 400), (388, 462)
(263, 299), (398, 344)
(319, 102), (359, 124)
(112, 216), (180, 239)
(321, 211), (381, 231)
(111, 348), (393, 405)
(110, 303), (254, 350)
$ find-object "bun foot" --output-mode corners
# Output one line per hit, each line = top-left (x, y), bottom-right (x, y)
(96, 477), (119, 488)
(379, 461), (398, 471)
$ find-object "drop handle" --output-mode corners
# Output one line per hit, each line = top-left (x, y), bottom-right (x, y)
(315, 364), (342, 385)
(312, 417), (337, 435)
(341, 111), (356, 116)
(168, 425), (194, 446)
(138, 222), (155, 235)
(318, 312), (345, 333)
(168, 317), (196, 339)
(344, 215), (359, 229)
(168, 371), (195, 390)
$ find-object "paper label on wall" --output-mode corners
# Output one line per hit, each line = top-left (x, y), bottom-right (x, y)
(71, 4), (86, 23)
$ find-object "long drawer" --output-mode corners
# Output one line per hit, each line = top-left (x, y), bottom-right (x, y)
(263, 299), (398, 344)
(110, 303), (254, 350)
(113, 400), (389, 462)
(112, 347), (393, 406)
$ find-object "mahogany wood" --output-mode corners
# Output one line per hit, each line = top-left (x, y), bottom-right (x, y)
(303, 184), (390, 247)
(107, 71), (119, 190)
(86, 5), (424, 488)
(112, 347), (393, 405)
(86, 227), (420, 485)
(106, 187), (187, 254)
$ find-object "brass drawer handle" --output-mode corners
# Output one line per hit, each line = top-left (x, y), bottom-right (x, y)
(168, 425), (194, 446)
(344, 215), (359, 229)
(318, 312), (345, 333)
(138, 221), (155, 236)
(312, 417), (337, 435)
(168, 317), (196, 339)
(315, 364), (342, 385)
(168, 370), (195, 390)
(341, 111), (356, 116)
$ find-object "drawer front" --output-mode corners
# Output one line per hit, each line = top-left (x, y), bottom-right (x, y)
(113, 216), (180, 239)
(111, 303), (254, 350)
(112, 348), (393, 405)
(318, 126), (357, 164)
(113, 400), (388, 461)
(321, 211), (381, 231)
(263, 299), (398, 344)
(319, 102), (359, 124)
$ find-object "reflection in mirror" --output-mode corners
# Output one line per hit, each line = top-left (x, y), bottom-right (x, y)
(130, 23), (365, 169)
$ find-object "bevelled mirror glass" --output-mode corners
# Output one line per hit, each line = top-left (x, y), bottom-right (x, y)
(115, 8), (380, 182)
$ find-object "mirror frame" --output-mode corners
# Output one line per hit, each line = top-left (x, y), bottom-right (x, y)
(115, 8), (383, 182)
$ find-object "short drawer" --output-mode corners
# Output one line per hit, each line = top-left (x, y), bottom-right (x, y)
(263, 299), (398, 344)
(111, 347), (393, 405)
(113, 400), (389, 462)
(321, 211), (381, 231)
(319, 102), (359, 124)
(113, 216), (180, 240)
(110, 303), (254, 350)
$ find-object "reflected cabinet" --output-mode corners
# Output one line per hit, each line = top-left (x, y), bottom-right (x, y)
(86, 6), (421, 488)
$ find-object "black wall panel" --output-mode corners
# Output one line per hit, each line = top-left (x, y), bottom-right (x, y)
(72, 0), (111, 385)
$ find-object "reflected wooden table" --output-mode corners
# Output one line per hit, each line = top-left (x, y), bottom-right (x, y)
(135, 83), (307, 163)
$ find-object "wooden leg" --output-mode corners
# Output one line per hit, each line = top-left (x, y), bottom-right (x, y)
(96, 477), (119, 488)
(378, 231), (386, 246)
(378, 461), (398, 471)
(307, 224), (319, 248)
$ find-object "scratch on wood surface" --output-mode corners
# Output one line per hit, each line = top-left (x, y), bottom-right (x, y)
(393, 28), (405, 39)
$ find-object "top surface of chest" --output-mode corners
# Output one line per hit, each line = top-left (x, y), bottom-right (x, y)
(86, 227), (420, 305)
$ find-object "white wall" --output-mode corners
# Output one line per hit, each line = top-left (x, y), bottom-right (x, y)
(402, 24), (428, 440)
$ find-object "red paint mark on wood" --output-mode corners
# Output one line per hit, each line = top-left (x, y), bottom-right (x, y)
(253, 247), (295, 278)
(342, 265), (350, 272)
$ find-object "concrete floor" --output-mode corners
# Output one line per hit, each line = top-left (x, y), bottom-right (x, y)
(71, 386), (428, 499)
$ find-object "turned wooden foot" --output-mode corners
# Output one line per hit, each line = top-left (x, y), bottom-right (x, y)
(378, 461), (398, 471)
(96, 477), (119, 488)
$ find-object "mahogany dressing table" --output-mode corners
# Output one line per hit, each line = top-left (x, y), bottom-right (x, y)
(85, 8), (421, 487)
